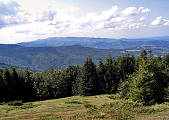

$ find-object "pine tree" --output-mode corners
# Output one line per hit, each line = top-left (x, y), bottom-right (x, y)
(127, 50), (168, 105)
(80, 57), (98, 96)
(97, 59), (106, 94)
(2, 69), (11, 101)
(64, 66), (78, 96)
(104, 56), (120, 94)
(104, 56), (113, 93)
(117, 55), (135, 82)
(9, 68), (19, 100)
(0, 70), (5, 102)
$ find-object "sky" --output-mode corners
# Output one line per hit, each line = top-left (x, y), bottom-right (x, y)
(0, 0), (169, 44)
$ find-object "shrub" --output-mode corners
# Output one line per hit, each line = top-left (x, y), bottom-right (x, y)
(65, 100), (82, 104)
(107, 94), (121, 100)
(84, 103), (94, 108)
(7, 100), (23, 106)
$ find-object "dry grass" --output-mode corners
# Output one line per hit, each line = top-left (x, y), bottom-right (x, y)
(0, 95), (168, 120)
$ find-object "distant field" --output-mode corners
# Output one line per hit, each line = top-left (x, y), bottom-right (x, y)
(0, 95), (169, 120)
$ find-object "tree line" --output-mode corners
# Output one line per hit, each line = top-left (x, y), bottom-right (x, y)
(0, 50), (168, 105)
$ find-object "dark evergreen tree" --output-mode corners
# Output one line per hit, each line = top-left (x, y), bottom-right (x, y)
(0, 69), (5, 101)
(2, 69), (11, 101)
(72, 66), (83, 95)
(97, 59), (106, 94)
(64, 66), (79, 96)
(9, 68), (19, 100)
(126, 50), (168, 105)
(104, 56), (120, 94)
(104, 56), (113, 93)
(80, 57), (98, 96)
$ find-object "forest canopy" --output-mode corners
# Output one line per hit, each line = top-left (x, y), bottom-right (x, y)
(0, 50), (168, 106)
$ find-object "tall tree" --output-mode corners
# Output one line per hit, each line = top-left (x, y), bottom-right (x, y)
(80, 57), (98, 96)
(2, 69), (11, 101)
(104, 57), (120, 94)
(126, 50), (168, 105)
(97, 59), (106, 94)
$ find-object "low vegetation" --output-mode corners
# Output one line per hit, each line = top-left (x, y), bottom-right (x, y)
(0, 95), (168, 120)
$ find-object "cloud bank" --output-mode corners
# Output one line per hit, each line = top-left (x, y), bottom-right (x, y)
(0, 0), (168, 43)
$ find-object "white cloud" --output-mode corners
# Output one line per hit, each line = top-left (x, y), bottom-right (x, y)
(0, 0), (167, 44)
(121, 7), (151, 17)
(99, 6), (118, 21)
(0, 0), (19, 15)
(76, 6), (148, 31)
(151, 16), (169, 26)
(0, 0), (20, 27)
(141, 8), (151, 13)
(121, 7), (137, 16)
(140, 17), (145, 21)
(163, 19), (169, 26)
(152, 16), (162, 25)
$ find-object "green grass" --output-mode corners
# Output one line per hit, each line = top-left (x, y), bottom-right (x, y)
(0, 95), (168, 120)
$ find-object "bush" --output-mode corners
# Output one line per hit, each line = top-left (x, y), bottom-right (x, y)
(19, 103), (36, 109)
(84, 103), (94, 108)
(65, 100), (82, 104)
(7, 100), (23, 106)
(107, 94), (121, 100)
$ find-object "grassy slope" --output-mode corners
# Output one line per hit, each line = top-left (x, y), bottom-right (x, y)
(0, 95), (169, 120)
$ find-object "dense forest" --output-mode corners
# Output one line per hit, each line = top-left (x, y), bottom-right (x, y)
(0, 44), (120, 71)
(0, 50), (168, 106)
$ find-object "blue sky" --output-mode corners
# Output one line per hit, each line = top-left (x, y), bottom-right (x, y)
(0, 0), (168, 43)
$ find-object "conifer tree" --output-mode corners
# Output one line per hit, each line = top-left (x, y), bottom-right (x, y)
(104, 56), (113, 93)
(2, 69), (11, 101)
(104, 56), (120, 93)
(9, 68), (19, 100)
(0, 70), (5, 101)
(80, 57), (98, 96)
(97, 59), (106, 94)
(127, 50), (168, 105)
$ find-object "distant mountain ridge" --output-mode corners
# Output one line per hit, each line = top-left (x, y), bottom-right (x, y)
(18, 36), (169, 49)
(0, 44), (121, 71)
(0, 36), (168, 71)
(0, 63), (16, 69)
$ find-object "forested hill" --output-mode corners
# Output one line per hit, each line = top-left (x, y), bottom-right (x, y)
(0, 63), (15, 68)
(18, 36), (169, 49)
(0, 44), (121, 71)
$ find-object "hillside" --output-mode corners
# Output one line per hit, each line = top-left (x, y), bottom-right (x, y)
(18, 36), (169, 49)
(0, 63), (16, 69)
(0, 95), (168, 120)
(0, 44), (121, 71)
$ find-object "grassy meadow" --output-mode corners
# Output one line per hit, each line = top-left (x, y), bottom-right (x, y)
(0, 94), (169, 120)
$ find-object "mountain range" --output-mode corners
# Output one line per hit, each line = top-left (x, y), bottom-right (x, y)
(18, 36), (169, 49)
(0, 36), (168, 71)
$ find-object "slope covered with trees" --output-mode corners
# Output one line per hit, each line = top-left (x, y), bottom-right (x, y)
(0, 50), (168, 106)
(0, 44), (121, 71)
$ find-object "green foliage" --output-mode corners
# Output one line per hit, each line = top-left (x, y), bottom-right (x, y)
(117, 55), (136, 81)
(104, 56), (121, 94)
(7, 100), (23, 106)
(123, 50), (169, 105)
(80, 57), (98, 96)
(0, 51), (168, 106)
(107, 94), (121, 100)
(97, 59), (107, 94)
(81, 99), (142, 120)
(84, 103), (95, 108)
(65, 100), (82, 104)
